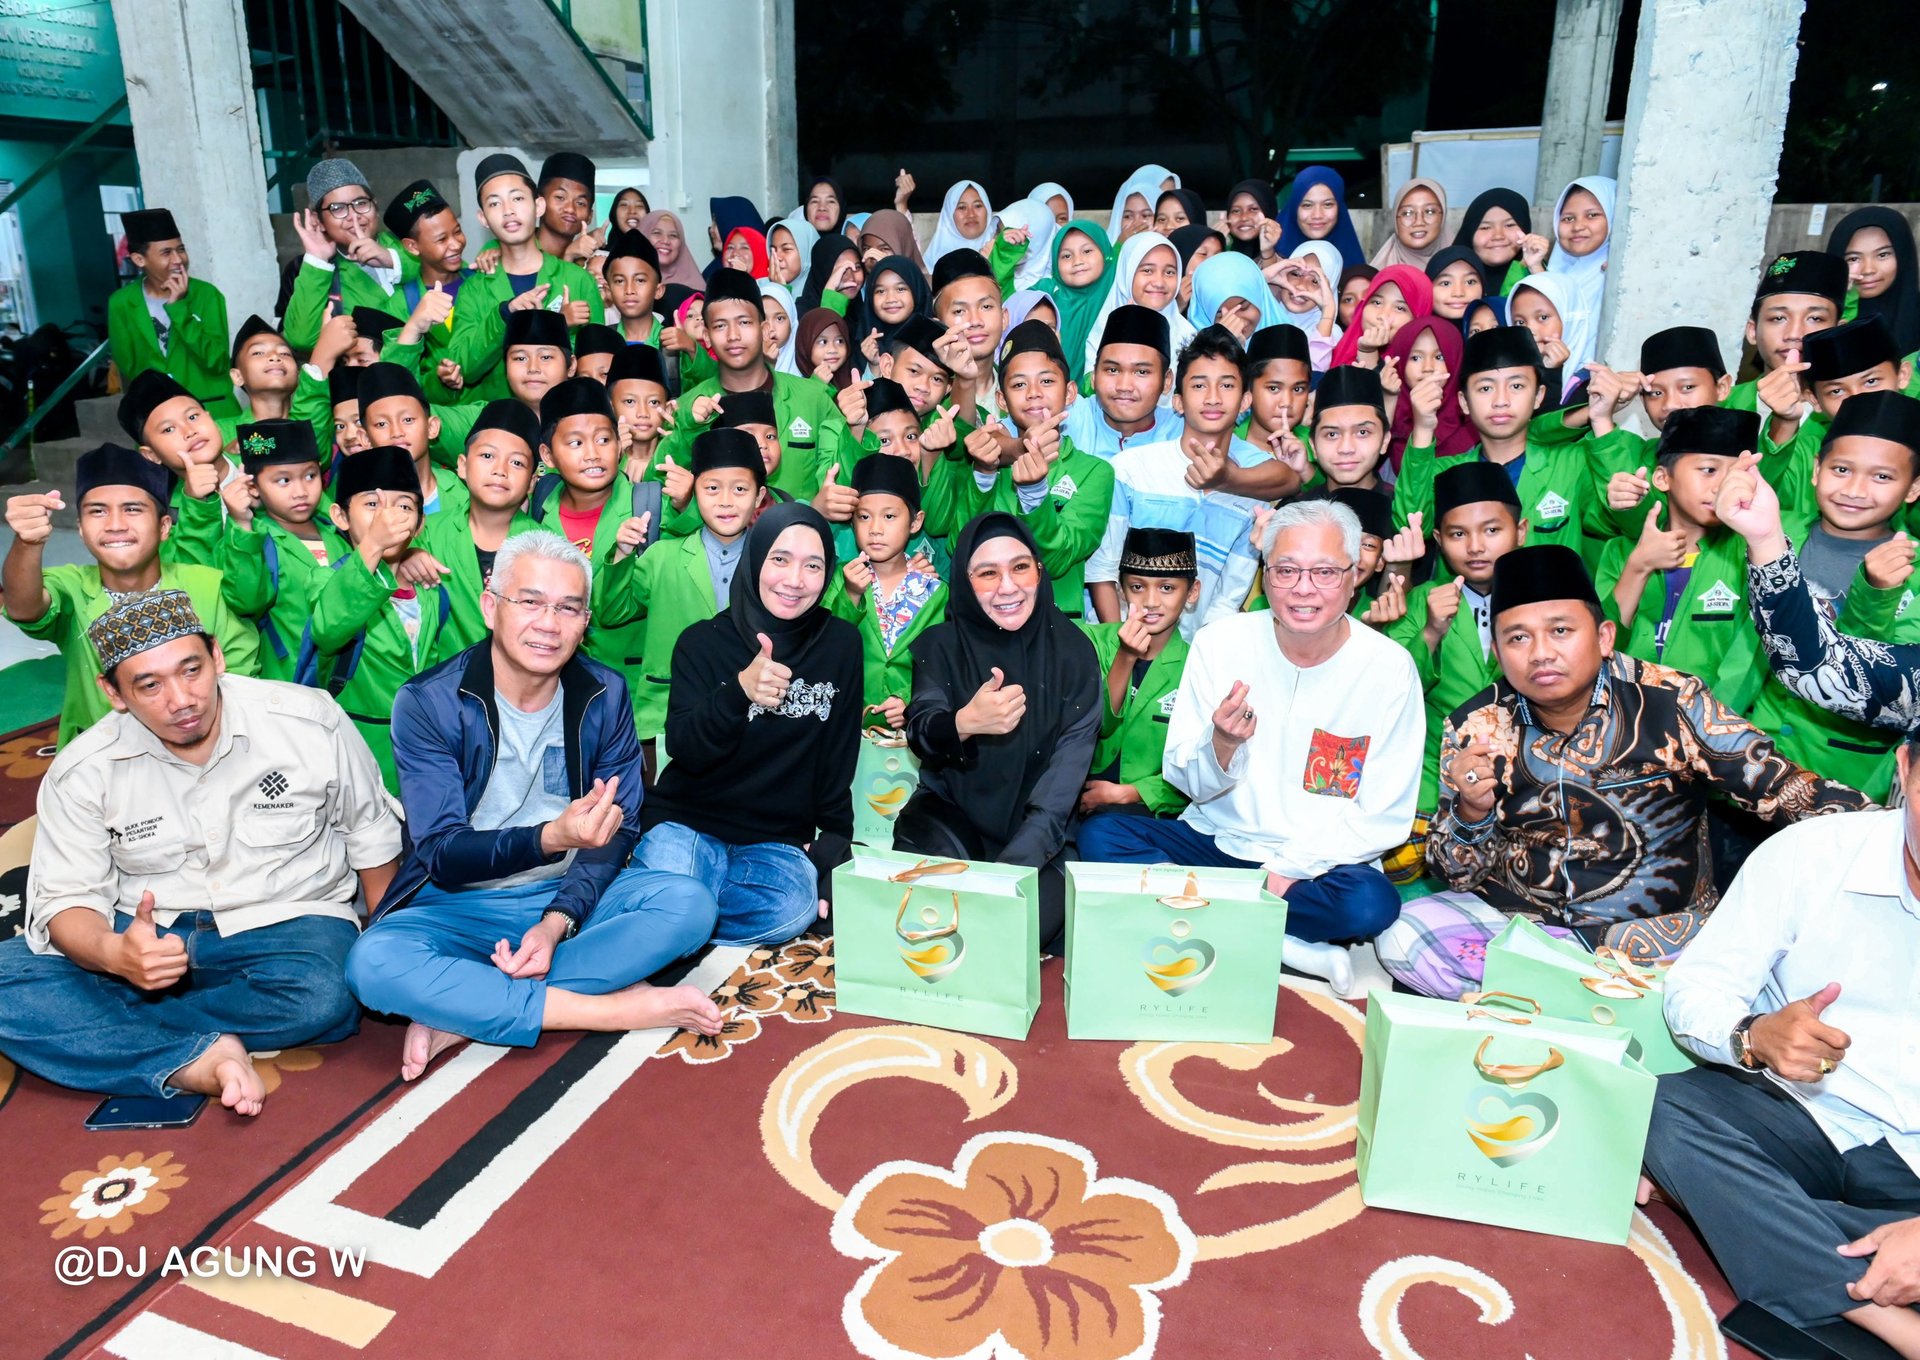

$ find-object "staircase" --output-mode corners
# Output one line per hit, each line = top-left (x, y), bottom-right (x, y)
(338, 0), (650, 155)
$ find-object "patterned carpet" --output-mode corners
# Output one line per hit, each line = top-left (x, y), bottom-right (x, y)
(4, 936), (1756, 1360)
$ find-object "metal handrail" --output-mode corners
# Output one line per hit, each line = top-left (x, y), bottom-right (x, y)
(0, 336), (111, 459)
(0, 96), (131, 222)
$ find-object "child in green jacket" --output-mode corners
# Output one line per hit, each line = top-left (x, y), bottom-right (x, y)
(106, 208), (235, 419)
(1586, 324), (1738, 533)
(444, 154), (602, 403)
(1746, 393), (1920, 797)
(826, 453), (947, 726)
(422, 308), (571, 464)
(611, 343), (673, 488)
(1596, 407), (1772, 714)
(411, 401), (542, 651)
(1306, 364), (1390, 496)
(381, 178), (471, 405)
(604, 227), (665, 347)
(354, 362), (469, 519)
(597, 428), (764, 769)
(1077, 526), (1196, 828)
(308, 446), (455, 792)
(217, 419), (341, 680)
(282, 158), (415, 351)
(116, 371), (229, 565)
(4, 445), (257, 745)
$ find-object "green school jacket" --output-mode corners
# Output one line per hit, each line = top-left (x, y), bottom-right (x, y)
(1385, 579), (1504, 814)
(529, 472), (656, 718)
(107, 278), (236, 417)
(1594, 527), (1769, 715)
(925, 438), (1115, 610)
(216, 367), (339, 472)
(442, 254), (604, 402)
(307, 547), (456, 792)
(157, 484), (231, 569)
(1745, 515), (1920, 799)
(18, 561), (259, 746)
(824, 567), (948, 709)
(392, 270), (475, 405)
(218, 515), (346, 681)
(655, 371), (852, 503)
(416, 506), (542, 652)
(282, 236), (412, 352)
(596, 529), (721, 739)
(1394, 437), (1596, 562)
(1081, 621), (1190, 816)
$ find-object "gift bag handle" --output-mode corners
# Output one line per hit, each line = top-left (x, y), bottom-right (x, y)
(896, 889), (961, 942)
(863, 728), (910, 750)
(1592, 946), (1658, 989)
(888, 859), (968, 883)
(1460, 990), (1542, 1025)
(1473, 1035), (1565, 1083)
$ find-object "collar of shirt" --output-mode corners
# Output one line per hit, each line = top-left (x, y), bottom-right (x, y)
(1509, 660), (1612, 732)
(1841, 813), (1920, 915)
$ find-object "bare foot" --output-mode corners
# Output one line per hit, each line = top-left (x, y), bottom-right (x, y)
(616, 981), (724, 1035)
(401, 1022), (466, 1082)
(171, 1035), (267, 1116)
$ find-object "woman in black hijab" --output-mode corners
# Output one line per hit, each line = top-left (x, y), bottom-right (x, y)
(1455, 188), (1533, 295)
(895, 513), (1101, 950)
(802, 175), (848, 235)
(1224, 178), (1279, 258)
(796, 234), (867, 339)
(1827, 206), (1920, 354)
(640, 500), (864, 944)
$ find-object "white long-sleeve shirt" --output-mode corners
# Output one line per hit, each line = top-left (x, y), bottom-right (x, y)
(1164, 610), (1424, 881)
(1664, 808), (1920, 1177)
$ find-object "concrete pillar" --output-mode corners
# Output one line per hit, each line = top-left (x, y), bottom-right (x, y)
(108, 0), (279, 331)
(1597, 0), (1806, 378)
(645, 0), (799, 232)
(1533, 0), (1625, 220)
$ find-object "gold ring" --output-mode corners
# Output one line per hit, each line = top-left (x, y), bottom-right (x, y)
(1818, 1058), (1835, 1076)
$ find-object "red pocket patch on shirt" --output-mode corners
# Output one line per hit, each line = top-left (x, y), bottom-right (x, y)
(1303, 729), (1370, 799)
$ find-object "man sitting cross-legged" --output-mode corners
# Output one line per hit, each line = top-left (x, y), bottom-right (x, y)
(345, 530), (722, 1080)
(0, 590), (403, 1116)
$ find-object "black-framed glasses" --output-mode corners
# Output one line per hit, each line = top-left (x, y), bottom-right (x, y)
(323, 196), (376, 220)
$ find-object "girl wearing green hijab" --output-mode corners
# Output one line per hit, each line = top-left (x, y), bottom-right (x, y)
(1036, 218), (1113, 380)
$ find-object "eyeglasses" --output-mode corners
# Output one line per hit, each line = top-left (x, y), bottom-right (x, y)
(487, 589), (587, 621)
(1266, 563), (1352, 589)
(1397, 206), (1443, 223)
(968, 559), (1040, 589)
(322, 196), (376, 220)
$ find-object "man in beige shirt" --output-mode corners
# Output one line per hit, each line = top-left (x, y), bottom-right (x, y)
(0, 590), (402, 1117)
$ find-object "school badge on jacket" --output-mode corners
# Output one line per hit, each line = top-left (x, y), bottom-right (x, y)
(1695, 579), (1739, 614)
(1533, 490), (1570, 523)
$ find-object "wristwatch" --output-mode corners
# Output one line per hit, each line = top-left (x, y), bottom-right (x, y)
(1729, 1013), (1762, 1070)
(542, 908), (580, 942)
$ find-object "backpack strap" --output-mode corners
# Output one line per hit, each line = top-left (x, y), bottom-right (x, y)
(257, 535), (290, 661)
(292, 555), (369, 695)
(530, 470), (564, 522)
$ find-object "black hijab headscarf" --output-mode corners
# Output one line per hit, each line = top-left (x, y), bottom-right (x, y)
(1225, 179), (1279, 258)
(1155, 187), (1208, 232)
(922, 512), (1098, 841)
(797, 235), (866, 336)
(1827, 206), (1920, 354)
(861, 254), (933, 354)
(801, 175), (847, 234)
(1456, 188), (1533, 293)
(729, 500), (839, 673)
(1169, 223), (1226, 273)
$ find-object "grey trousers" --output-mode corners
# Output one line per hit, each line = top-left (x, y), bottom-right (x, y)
(1643, 1066), (1920, 1327)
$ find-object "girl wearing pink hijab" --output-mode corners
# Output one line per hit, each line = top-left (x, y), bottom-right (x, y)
(1328, 265), (1433, 369)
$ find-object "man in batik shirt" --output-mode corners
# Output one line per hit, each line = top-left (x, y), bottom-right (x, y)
(1375, 544), (1871, 1000)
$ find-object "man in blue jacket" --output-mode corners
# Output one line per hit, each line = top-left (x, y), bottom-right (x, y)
(345, 530), (722, 1081)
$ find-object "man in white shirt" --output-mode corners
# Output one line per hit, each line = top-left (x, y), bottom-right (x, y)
(0, 590), (403, 1117)
(1647, 737), (1920, 1356)
(1078, 499), (1422, 987)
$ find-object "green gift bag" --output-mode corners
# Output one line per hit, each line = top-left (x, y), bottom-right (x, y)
(851, 729), (920, 849)
(1356, 990), (1656, 1245)
(832, 848), (1042, 1040)
(1062, 863), (1287, 1041)
(1479, 916), (1696, 1075)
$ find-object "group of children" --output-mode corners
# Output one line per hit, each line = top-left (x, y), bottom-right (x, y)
(25, 156), (1919, 885)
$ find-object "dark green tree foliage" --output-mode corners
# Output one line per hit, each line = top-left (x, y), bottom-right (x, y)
(1778, 0), (1920, 201)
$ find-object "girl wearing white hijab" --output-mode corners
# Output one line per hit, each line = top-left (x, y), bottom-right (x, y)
(1082, 229), (1196, 377)
(769, 213), (820, 296)
(1127, 163), (1181, 191)
(758, 278), (800, 375)
(1507, 271), (1585, 400)
(924, 179), (997, 264)
(1533, 175), (1614, 392)
(1029, 181), (1074, 226)
(1282, 239), (1345, 370)
(1105, 177), (1162, 244)
(996, 199), (1060, 291)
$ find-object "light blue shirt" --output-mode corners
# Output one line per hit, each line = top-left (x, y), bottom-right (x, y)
(1064, 399), (1184, 463)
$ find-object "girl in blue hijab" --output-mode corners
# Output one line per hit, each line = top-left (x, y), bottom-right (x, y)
(1277, 166), (1365, 274)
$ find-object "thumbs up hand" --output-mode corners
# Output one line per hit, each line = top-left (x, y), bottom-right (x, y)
(956, 665), (1027, 737)
(738, 632), (793, 709)
(114, 891), (190, 991)
(1747, 981), (1851, 1082)
(411, 280), (455, 330)
(813, 461), (860, 522)
(561, 283), (593, 327)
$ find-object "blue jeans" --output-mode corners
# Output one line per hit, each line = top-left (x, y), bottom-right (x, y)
(636, 822), (818, 948)
(345, 867), (717, 1047)
(1075, 813), (1402, 943)
(0, 910), (360, 1098)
